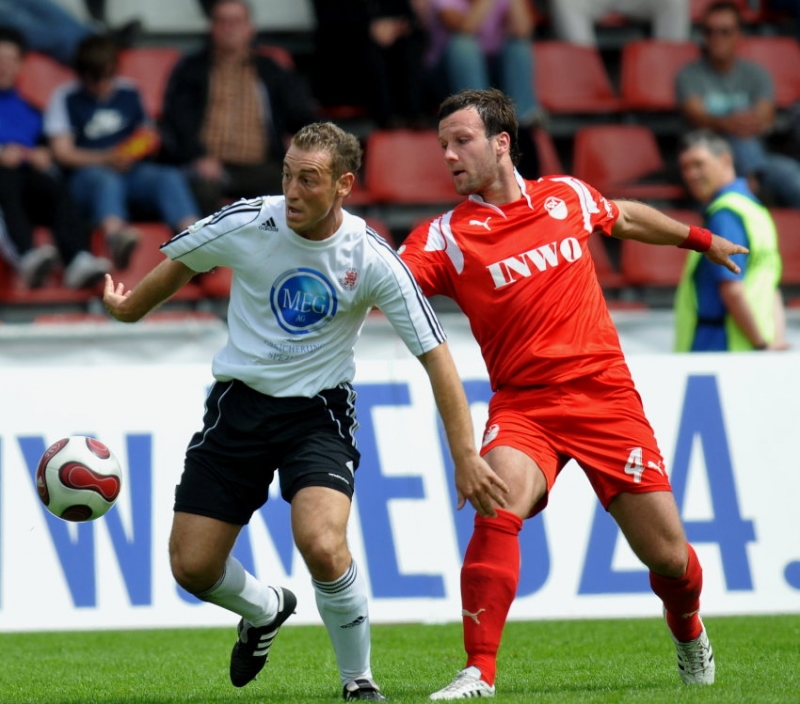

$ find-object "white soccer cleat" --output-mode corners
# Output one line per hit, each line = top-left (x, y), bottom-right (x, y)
(672, 621), (715, 685)
(429, 666), (496, 700)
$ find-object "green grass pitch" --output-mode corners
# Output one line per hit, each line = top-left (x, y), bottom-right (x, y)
(1, 615), (798, 703)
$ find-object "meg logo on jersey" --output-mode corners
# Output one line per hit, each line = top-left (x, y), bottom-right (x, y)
(270, 268), (338, 334)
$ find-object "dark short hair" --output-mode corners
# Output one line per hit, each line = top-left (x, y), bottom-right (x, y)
(291, 122), (363, 178)
(679, 129), (733, 158)
(704, 1), (743, 27)
(438, 88), (521, 165)
(74, 35), (118, 82)
(0, 25), (27, 55)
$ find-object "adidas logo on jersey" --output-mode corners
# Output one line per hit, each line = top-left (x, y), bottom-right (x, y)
(259, 217), (278, 232)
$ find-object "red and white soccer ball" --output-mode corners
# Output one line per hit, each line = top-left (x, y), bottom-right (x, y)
(35, 436), (123, 522)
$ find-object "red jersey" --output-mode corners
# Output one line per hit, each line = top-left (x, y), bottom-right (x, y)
(400, 174), (625, 389)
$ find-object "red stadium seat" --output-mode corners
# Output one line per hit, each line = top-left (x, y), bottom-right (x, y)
(619, 238), (689, 288)
(0, 227), (101, 306)
(769, 208), (800, 286)
(363, 129), (459, 205)
(534, 41), (621, 114)
(532, 127), (565, 176)
(346, 176), (376, 207)
(256, 44), (296, 70)
(364, 217), (397, 248)
(118, 47), (181, 119)
(94, 223), (204, 302)
(572, 125), (685, 201)
(588, 233), (625, 290)
(660, 208), (704, 229)
(196, 267), (233, 299)
(738, 37), (800, 108)
(618, 206), (701, 293)
(620, 40), (701, 111)
(17, 52), (76, 111)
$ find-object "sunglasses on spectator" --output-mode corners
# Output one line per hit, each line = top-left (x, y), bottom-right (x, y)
(703, 25), (737, 36)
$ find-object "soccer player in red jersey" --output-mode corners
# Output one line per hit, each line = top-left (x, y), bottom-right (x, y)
(398, 89), (748, 700)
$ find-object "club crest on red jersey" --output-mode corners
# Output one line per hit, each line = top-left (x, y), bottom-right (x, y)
(544, 196), (568, 220)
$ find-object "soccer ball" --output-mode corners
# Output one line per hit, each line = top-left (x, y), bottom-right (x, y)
(35, 436), (123, 522)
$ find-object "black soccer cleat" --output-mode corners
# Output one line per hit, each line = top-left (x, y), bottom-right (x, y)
(229, 586), (297, 687)
(342, 677), (387, 701)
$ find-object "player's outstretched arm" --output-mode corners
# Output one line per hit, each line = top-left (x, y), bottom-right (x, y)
(417, 342), (509, 517)
(103, 259), (197, 322)
(611, 200), (748, 273)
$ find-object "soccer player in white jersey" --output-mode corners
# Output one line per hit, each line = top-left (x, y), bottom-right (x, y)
(102, 121), (505, 702)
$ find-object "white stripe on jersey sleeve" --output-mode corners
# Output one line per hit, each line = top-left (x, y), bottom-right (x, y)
(550, 176), (600, 233)
(424, 211), (464, 274)
(365, 230), (446, 352)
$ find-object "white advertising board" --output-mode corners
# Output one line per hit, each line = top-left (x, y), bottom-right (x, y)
(0, 321), (798, 632)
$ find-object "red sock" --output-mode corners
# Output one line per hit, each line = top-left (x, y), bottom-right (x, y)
(461, 509), (522, 686)
(649, 542), (703, 642)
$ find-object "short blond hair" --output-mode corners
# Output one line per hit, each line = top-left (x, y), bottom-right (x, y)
(291, 122), (363, 178)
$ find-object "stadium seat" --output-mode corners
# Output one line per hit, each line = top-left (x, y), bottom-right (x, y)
(256, 45), (296, 70)
(17, 52), (75, 111)
(572, 124), (685, 201)
(620, 40), (701, 111)
(769, 208), (800, 286)
(118, 47), (181, 119)
(364, 217), (396, 248)
(533, 41), (621, 114)
(363, 129), (459, 205)
(0, 228), (98, 307)
(661, 208), (704, 229)
(346, 176), (376, 207)
(94, 223), (204, 302)
(738, 37), (800, 108)
(196, 267), (232, 299)
(588, 233), (625, 290)
(619, 238), (689, 288)
(533, 127), (565, 176)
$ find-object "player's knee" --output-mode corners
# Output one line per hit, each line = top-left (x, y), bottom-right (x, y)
(169, 548), (218, 594)
(647, 547), (688, 579)
(296, 532), (349, 581)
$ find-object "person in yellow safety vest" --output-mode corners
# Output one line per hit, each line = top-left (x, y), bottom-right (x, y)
(675, 129), (789, 352)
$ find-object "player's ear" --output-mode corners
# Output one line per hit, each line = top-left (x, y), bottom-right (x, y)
(495, 130), (511, 156)
(337, 171), (355, 199)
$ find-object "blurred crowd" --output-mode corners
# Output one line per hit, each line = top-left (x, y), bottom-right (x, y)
(0, 0), (799, 319)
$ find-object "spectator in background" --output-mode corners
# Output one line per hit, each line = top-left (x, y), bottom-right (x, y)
(675, 129), (788, 352)
(0, 25), (110, 289)
(160, 0), (317, 216)
(425, 0), (541, 177)
(549, 0), (689, 46)
(43, 35), (200, 271)
(0, 0), (140, 66)
(311, 0), (430, 129)
(676, 0), (800, 208)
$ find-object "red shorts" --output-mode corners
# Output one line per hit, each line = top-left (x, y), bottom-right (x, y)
(481, 362), (670, 514)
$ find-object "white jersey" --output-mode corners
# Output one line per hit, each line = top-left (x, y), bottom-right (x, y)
(162, 197), (445, 397)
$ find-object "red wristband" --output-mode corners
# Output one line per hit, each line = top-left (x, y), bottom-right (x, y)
(679, 225), (712, 252)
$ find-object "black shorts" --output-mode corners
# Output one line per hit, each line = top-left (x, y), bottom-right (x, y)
(174, 379), (361, 525)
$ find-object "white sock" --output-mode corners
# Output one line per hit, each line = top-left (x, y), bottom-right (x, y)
(197, 555), (278, 627)
(314, 560), (372, 683)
